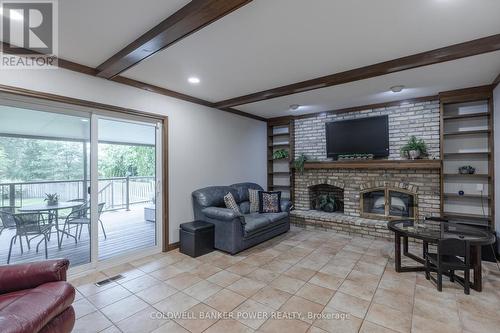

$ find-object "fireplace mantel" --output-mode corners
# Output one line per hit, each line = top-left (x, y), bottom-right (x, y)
(302, 159), (441, 170)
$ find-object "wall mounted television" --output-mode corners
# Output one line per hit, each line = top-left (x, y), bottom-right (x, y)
(326, 115), (389, 159)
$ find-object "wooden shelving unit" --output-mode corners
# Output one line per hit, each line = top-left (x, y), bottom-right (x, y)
(267, 117), (294, 201)
(440, 88), (494, 228)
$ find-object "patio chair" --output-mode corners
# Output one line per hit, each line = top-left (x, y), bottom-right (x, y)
(60, 203), (106, 244)
(0, 206), (17, 236)
(7, 212), (54, 264)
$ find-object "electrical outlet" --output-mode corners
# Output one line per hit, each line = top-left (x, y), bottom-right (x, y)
(476, 184), (484, 191)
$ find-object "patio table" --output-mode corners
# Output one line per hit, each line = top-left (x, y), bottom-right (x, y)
(19, 201), (84, 249)
(388, 219), (495, 292)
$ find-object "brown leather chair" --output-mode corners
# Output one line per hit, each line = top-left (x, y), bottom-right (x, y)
(0, 259), (75, 333)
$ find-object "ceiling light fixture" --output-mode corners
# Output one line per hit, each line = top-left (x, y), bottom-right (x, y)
(289, 104), (300, 111)
(80, 119), (89, 122)
(188, 77), (200, 85)
(390, 85), (405, 93)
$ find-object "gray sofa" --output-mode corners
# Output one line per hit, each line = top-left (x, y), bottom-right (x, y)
(192, 182), (291, 255)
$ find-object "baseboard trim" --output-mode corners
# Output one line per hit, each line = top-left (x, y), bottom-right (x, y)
(166, 242), (180, 251)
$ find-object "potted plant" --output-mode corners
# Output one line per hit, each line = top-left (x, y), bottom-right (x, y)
(400, 136), (428, 160)
(44, 193), (59, 206)
(293, 154), (308, 174)
(272, 149), (289, 160)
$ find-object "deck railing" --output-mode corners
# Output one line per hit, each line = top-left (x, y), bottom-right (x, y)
(0, 176), (155, 211)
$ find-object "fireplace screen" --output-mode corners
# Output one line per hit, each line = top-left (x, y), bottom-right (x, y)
(361, 188), (416, 220)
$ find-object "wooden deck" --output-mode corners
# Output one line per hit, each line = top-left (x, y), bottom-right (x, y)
(0, 204), (156, 266)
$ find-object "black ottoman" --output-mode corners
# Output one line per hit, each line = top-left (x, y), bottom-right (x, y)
(180, 221), (214, 258)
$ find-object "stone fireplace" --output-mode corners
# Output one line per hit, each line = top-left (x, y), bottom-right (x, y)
(308, 183), (344, 213)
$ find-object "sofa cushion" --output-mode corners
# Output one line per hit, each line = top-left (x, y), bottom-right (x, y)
(192, 186), (239, 208)
(230, 183), (263, 202)
(0, 281), (75, 333)
(258, 191), (282, 213)
(239, 201), (250, 214)
(260, 212), (288, 223)
(249, 189), (260, 213)
(243, 213), (272, 236)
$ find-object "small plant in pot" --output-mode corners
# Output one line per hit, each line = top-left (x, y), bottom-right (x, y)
(400, 136), (428, 160)
(272, 149), (289, 160)
(45, 193), (59, 206)
(293, 154), (308, 174)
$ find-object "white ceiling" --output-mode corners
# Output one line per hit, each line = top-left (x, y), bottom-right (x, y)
(58, 0), (191, 67)
(237, 51), (500, 118)
(122, 0), (500, 105)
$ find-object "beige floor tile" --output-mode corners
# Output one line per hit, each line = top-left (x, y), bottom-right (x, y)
(366, 303), (411, 333)
(205, 319), (254, 333)
(184, 280), (222, 301)
(354, 261), (386, 276)
(70, 272), (108, 287)
(326, 292), (370, 319)
(345, 270), (380, 291)
(359, 321), (399, 333)
(227, 261), (258, 275)
(76, 280), (118, 298)
(150, 320), (190, 333)
(101, 294), (149, 323)
(189, 263), (223, 279)
(242, 254), (275, 267)
(233, 299), (273, 330)
(309, 272), (343, 290)
(171, 258), (202, 272)
(153, 292), (200, 314)
(228, 277), (267, 298)
(211, 255), (245, 269)
(318, 263), (352, 279)
(73, 298), (97, 319)
(284, 265), (317, 281)
(175, 303), (220, 333)
(73, 311), (113, 333)
(307, 326), (328, 333)
(270, 275), (306, 294)
(412, 314), (462, 333)
(295, 283), (335, 306)
(86, 284), (132, 309)
(165, 272), (203, 290)
(372, 287), (413, 313)
(413, 296), (459, 325)
(459, 311), (500, 333)
(204, 288), (247, 312)
(279, 296), (325, 324)
(149, 265), (185, 281)
(260, 318), (311, 333)
(338, 280), (375, 302)
(121, 274), (162, 293)
(313, 312), (363, 333)
(246, 268), (280, 283)
(117, 306), (169, 333)
(261, 259), (293, 273)
(135, 282), (178, 304)
(251, 286), (293, 310)
(99, 325), (122, 333)
(207, 270), (242, 287)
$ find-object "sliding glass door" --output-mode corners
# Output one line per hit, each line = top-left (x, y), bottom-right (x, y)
(0, 98), (163, 269)
(97, 117), (160, 261)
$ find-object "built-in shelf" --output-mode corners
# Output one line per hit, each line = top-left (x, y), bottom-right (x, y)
(443, 129), (490, 136)
(302, 159), (441, 170)
(268, 143), (290, 148)
(443, 193), (490, 199)
(444, 151), (490, 158)
(443, 212), (491, 221)
(268, 119), (294, 202)
(443, 173), (490, 179)
(268, 132), (290, 137)
(270, 185), (291, 190)
(268, 172), (291, 176)
(443, 113), (490, 120)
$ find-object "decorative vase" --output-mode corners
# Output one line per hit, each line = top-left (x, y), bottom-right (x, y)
(408, 150), (420, 160)
(47, 199), (58, 206)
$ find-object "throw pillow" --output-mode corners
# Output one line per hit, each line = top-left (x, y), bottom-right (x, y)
(249, 188), (260, 213)
(224, 192), (242, 215)
(258, 191), (282, 213)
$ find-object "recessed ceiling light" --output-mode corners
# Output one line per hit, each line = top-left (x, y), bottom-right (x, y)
(188, 77), (200, 85)
(81, 119), (89, 122)
(289, 104), (300, 111)
(390, 85), (405, 93)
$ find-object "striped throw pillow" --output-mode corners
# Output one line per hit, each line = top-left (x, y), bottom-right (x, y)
(249, 189), (260, 213)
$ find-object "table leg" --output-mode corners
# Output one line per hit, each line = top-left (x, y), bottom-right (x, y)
(55, 210), (61, 249)
(471, 245), (482, 292)
(395, 233), (401, 272)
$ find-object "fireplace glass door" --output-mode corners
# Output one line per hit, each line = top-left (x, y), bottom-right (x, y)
(361, 188), (416, 220)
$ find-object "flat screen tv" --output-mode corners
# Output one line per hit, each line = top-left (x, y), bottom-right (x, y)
(326, 115), (389, 159)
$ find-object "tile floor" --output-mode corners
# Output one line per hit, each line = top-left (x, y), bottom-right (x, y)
(69, 227), (500, 333)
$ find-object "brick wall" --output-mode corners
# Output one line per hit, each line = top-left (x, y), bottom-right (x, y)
(294, 100), (441, 161)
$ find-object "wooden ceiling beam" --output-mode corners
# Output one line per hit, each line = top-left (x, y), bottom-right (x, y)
(96, 0), (253, 79)
(214, 34), (500, 109)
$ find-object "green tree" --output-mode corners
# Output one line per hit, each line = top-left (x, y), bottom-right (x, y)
(98, 144), (155, 178)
